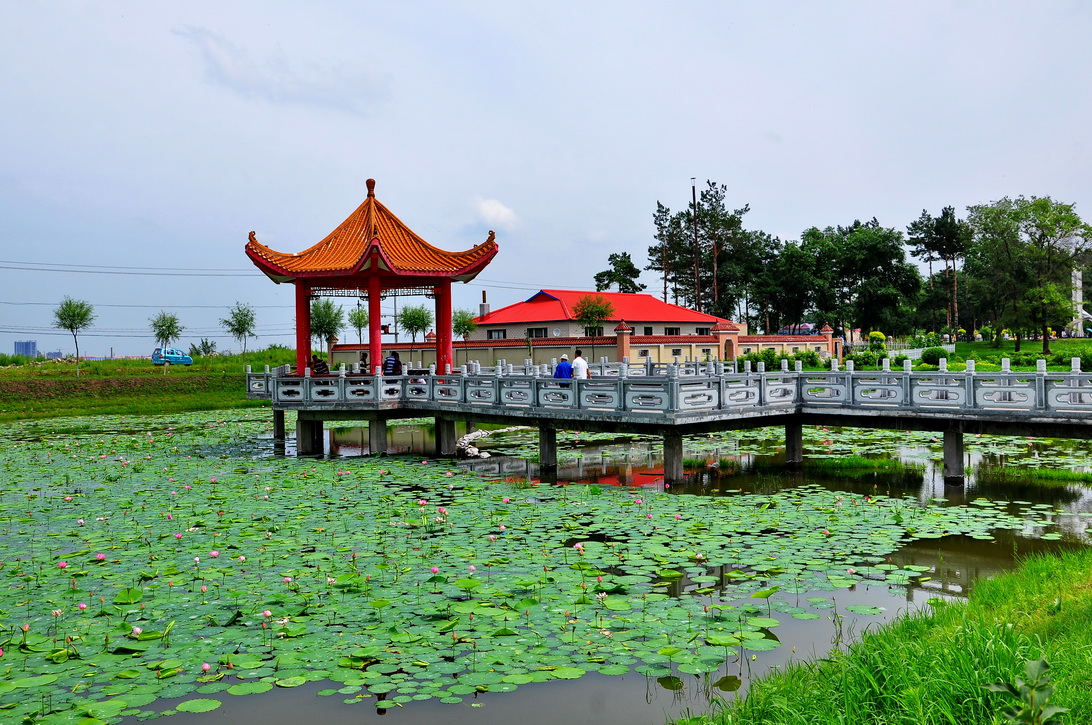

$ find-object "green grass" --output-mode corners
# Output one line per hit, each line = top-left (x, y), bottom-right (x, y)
(975, 465), (1092, 489)
(682, 548), (1092, 725)
(0, 349), (292, 423)
(806, 455), (916, 473)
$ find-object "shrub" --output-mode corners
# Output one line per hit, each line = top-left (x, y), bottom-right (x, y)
(893, 354), (908, 367)
(920, 347), (948, 366)
(849, 350), (878, 367)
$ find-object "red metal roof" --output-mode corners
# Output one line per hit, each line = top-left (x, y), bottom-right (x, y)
(476, 290), (732, 326)
(246, 179), (498, 285)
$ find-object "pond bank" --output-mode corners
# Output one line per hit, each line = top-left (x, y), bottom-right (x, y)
(682, 548), (1092, 724)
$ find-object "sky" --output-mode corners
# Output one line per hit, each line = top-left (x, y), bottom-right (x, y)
(2, 1), (1090, 357)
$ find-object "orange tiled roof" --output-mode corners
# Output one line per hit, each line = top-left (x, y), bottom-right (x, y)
(246, 179), (498, 284)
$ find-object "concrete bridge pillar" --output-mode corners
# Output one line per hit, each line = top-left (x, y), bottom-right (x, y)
(273, 410), (286, 441)
(785, 420), (803, 470)
(663, 432), (684, 485)
(436, 417), (458, 456)
(539, 426), (557, 472)
(943, 428), (965, 485)
(296, 418), (324, 456)
(368, 419), (388, 456)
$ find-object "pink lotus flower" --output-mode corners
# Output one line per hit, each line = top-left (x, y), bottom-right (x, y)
(78, 602), (87, 610)
(210, 477), (217, 483)
(498, 524), (506, 531)
(417, 499), (428, 506)
(131, 626), (142, 636)
(174, 533), (183, 539)
(201, 585), (207, 593)
(489, 535), (497, 542)
(635, 499), (643, 505)
(503, 497), (510, 504)
(430, 566), (440, 574)
(238, 555), (246, 562)
(202, 662), (211, 672)
(96, 553), (106, 561)
(57, 561), (68, 569)
(64, 496), (72, 502)
(166, 513), (173, 520)
(573, 543), (583, 551)
(77, 518), (84, 525)
(263, 610), (272, 618)
(674, 514), (682, 519)
(468, 565), (476, 573)
(210, 550), (219, 558)
(194, 557), (200, 564)
(283, 577), (292, 583)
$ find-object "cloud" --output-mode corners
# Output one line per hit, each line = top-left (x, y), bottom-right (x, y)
(175, 26), (388, 116)
(473, 197), (519, 231)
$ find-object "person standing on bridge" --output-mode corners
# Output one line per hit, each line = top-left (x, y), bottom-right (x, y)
(571, 349), (589, 380)
(553, 354), (572, 388)
(382, 351), (403, 375)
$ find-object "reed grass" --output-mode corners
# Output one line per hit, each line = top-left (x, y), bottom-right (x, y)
(684, 548), (1092, 725)
(974, 465), (1092, 488)
(805, 455), (910, 473)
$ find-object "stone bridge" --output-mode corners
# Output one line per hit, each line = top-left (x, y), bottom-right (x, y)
(245, 357), (1092, 484)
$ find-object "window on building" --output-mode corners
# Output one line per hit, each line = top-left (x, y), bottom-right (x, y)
(767, 347), (776, 351)
(814, 345), (822, 352)
(701, 348), (711, 357)
(583, 326), (603, 337)
(525, 327), (547, 338)
(792, 346), (799, 353)
(638, 349), (650, 357)
(643, 326), (653, 336)
(671, 348), (682, 356)
(487, 330), (506, 340)
(744, 347), (752, 354)
(664, 327), (681, 336)
(696, 327), (710, 336)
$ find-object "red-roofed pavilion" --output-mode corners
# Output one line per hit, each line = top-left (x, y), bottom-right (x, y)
(246, 179), (498, 373)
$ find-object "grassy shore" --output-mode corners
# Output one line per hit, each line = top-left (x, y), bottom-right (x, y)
(685, 548), (1092, 725)
(0, 349), (293, 423)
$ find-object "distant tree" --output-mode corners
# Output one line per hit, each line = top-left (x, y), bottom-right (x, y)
(967, 196), (1092, 354)
(52, 296), (95, 376)
(310, 299), (345, 355)
(150, 311), (184, 349)
(452, 308), (478, 366)
(594, 252), (646, 293)
(573, 293), (616, 361)
(347, 305), (369, 344)
(907, 206), (973, 333)
(398, 304), (434, 359)
(189, 338), (217, 357)
(219, 302), (257, 360)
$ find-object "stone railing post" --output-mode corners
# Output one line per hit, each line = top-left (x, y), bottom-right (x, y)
(845, 359), (855, 405)
(965, 358), (975, 408)
(756, 361), (766, 406)
(902, 358), (913, 406)
(1036, 358), (1047, 409)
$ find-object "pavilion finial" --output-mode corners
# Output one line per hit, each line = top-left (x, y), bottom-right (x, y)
(366, 179), (376, 198)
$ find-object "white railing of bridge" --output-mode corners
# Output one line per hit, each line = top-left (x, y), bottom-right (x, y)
(245, 357), (1092, 418)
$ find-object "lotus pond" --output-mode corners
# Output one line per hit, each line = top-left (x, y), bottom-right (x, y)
(1, 411), (1090, 725)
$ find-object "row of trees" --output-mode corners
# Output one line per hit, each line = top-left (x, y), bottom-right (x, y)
(52, 300), (260, 375)
(613, 182), (1092, 354)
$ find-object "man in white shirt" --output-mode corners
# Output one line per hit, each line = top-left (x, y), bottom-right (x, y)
(571, 349), (589, 380)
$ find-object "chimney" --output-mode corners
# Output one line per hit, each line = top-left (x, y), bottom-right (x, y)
(479, 290), (490, 318)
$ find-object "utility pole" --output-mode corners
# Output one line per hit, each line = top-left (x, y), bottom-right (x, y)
(691, 178), (702, 313)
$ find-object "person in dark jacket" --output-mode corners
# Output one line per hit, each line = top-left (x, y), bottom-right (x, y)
(553, 353), (572, 388)
(310, 354), (330, 375)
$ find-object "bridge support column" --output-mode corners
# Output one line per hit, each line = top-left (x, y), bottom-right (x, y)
(785, 420), (803, 470)
(296, 418), (324, 456)
(368, 419), (388, 456)
(943, 429), (965, 485)
(436, 417), (458, 457)
(539, 426), (557, 472)
(273, 410), (286, 441)
(664, 432), (684, 485)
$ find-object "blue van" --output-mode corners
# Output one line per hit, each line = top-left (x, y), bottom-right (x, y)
(152, 347), (193, 366)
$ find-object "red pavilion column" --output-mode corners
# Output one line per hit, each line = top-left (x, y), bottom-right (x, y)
(435, 278), (453, 373)
(368, 273), (383, 374)
(295, 283), (312, 372)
